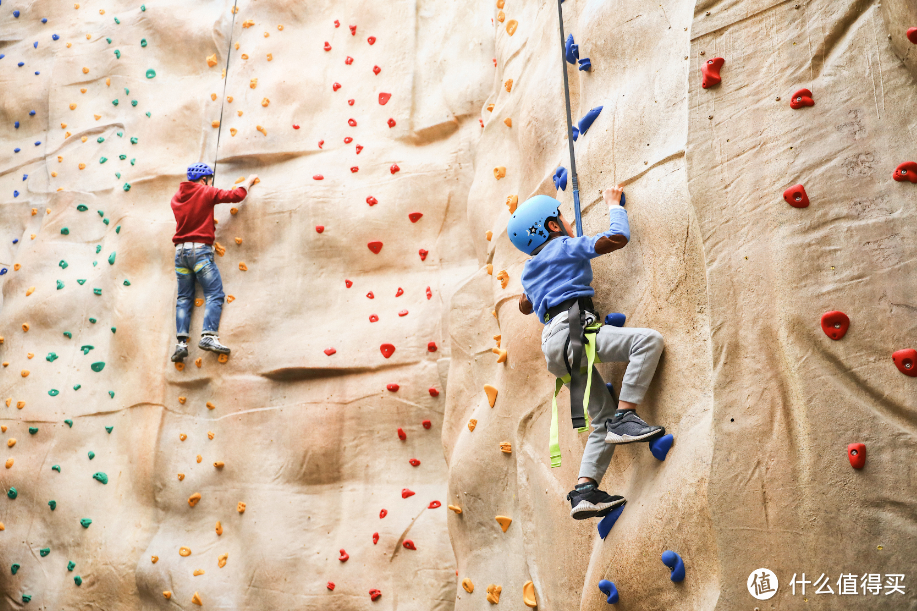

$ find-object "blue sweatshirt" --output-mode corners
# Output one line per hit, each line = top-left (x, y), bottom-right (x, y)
(521, 207), (630, 323)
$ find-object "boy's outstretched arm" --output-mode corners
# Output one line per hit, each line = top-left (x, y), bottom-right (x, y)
(594, 186), (629, 255)
(211, 174), (259, 205)
(518, 294), (533, 315)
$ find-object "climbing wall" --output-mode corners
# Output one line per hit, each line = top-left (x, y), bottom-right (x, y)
(444, 0), (917, 609)
(0, 0), (491, 608)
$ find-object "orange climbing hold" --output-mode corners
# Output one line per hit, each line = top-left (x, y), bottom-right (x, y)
(237, 501), (246, 513)
(496, 270), (509, 289)
(207, 54), (218, 67)
(500, 442), (512, 454)
(495, 515), (512, 531)
(468, 419), (477, 431)
(449, 505), (463, 514)
(175, 362), (185, 371)
(487, 584), (502, 604)
(163, 591), (171, 599)
(216, 521), (223, 535)
(188, 493), (202, 507)
(504, 79), (513, 92)
(192, 592), (203, 606)
(239, 262), (248, 271)
(492, 348), (507, 363)
(506, 20), (518, 35)
(218, 553), (228, 568)
(462, 578), (475, 593)
(504, 118), (512, 127)
(523, 581), (537, 608)
(484, 384), (498, 407)
(179, 547), (192, 557)
(493, 167), (506, 179)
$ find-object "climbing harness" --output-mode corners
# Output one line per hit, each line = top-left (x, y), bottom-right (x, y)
(212, 0), (240, 181)
(555, 0), (583, 237)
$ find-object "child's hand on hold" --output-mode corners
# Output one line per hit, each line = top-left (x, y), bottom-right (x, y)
(245, 175), (260, 190)
(603, 185), (624, 207)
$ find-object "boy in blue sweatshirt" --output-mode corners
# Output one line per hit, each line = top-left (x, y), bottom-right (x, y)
(509, 186), (665, 519)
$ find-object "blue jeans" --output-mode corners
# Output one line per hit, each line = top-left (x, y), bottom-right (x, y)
(174, 245), (225, 338)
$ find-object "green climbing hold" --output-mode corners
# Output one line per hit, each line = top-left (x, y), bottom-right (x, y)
(117, 131), (123, 137)
(114, 50), (121, 59)
(97, 137), (105, 143)
(103, 218), (110, 225)
(57, 280), (64, 290)
(141, 38), (147, 47)
(22, 595), (31, 603)
(130, 137), (138, 144)
(93, 288), (102, 296)
(119, 154), (126, 160)
(123, 280), (131, 286)
(46, 352), (58, 362)
(65, 419), (73, 427)
(81, 345), (94, 354)
(141, 4), (146, 10)
(12, 563), (20, 574)
(40, 548), (50, 557)
(91, 362), (105, 372)
(92, 472), (108, 484)
(114, 17), (120, 24)
(105, 426), (113, 433)
(77, 279), (87, 285)
(77, 204), (88, 211)
(145, 69), (155, 79)
(131, 100), (138, 107)
(64, 331), (72, 338)
(80, 519), (92, 528)
(145, 112), (151, 118)
(48, 389), (59, 397)
(112, 99), (119, 106)
(124, 88), (129, 95)
(8, 487), (17, 499)
(106, 37), (112, 44)
(88, 452), (95, 460)
(74, 575), (83, 586)
(115, 173), (121, 179)
(100, 157), (107, 164)
(123, 183), (131, 191)
(52, 465), (61, 472)
(59, 260), (68, 268)
(67, 561), (75, 571)
(73, 385), (81, 391)
(89, 317), (96, 323)
(28, 427), (37, 435)
(93, 261), (99, 267)
(96, 244), (102, 252)
(108, 391), (115, 398)
(108, 252), (116, 265)
(48, 500), (56, 510)
(110, 327), (117, 333)
(61, 227), (69, 235)
(130, 158), (136, 166)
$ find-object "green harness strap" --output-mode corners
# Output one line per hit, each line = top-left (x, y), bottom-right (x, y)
(550, 322), (602, 468)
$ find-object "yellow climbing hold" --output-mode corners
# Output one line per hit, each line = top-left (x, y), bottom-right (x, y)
(495, 515), (512, 531)
(179, 547), (191, 557)
(188, 492), (202, 507)
(462, 578), (474, 593)
(505, 79), (513, 92)
(468, 419), (477, 431)
(506, 20), (518, 35)
(523, 581), (537, 608)
(218, 553), (228, 568)
(192, 592), (203, 606)
(484, 385), (498, 407)
(448, 505), (463, 514)
(493, 167), (506, 179)
(487, 584), (502, 604)
(207, 53), (218, 67)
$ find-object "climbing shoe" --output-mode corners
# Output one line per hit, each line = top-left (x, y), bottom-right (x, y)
(567, 483), (626, 520)
(604, 410), (665, 444)
(171, 341), (188, 362)
(199, 335), (230, 355)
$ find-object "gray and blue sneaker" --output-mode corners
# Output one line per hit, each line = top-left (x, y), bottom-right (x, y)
(604, 410), (664, 444)
(171, 341), (188, 362)
(566, 483), (626, 520)
(199, 335), (230, 355)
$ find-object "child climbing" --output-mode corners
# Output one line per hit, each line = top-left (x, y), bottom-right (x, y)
(169, 163), (257, 362)
(508, 187), (665, 520)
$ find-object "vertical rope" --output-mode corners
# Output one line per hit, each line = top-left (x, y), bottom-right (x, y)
(212, 0), (240, 181)
(556, 0), (583, 237)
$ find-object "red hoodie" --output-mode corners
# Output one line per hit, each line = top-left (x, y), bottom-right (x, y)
(171, 182), (247, 245)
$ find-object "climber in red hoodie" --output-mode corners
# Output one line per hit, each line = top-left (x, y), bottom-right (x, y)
(170, 163), (258, 363)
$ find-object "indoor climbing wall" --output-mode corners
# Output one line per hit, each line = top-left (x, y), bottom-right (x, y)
(444, 0), (916, 610)
(0, 0), (490, 608)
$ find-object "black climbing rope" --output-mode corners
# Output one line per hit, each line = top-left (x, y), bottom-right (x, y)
(556, 0), (583, 237)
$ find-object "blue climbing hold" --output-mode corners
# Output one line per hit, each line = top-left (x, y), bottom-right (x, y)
(52, 34), (59, 40)
(649, 433), (674, 461)
(33, 41), (37, 48)
(22, 174), (27, 180)
(34, 141), (40, 146)
(14, 121), (19, 128)
(564, 34), (579, 65)
(0, 269), (6, 275)
(597, 504), (625, 540)
(12, 239), (18, 244)
(13, 9), (19, 17)
(604, 313), (626, 327)
(553, 166), (568, 191)
(14, 148), (20, 153)
(578, 57), (592, 71)
(598, 579), (619, 604)
(661, 550), (685, 582)
(575, 106), (603, 141)
(42, 18), (47, 23)
(29, 110), (35, 116)
(17, 62), (23, 67)
(13, 191), (18, 197)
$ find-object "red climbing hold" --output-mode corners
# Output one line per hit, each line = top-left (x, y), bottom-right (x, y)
(422, 420), (432, 429)
(820, 311), (849, 340)
(390, 164), (400, 174)
(348, 99), (355, 106)
(367, 241), (383, 254)
(366, 291), (375, 299)
(345, 56), (354, 66)
(372, 532), (379, 544)
(356, 145), (363, 154)
(908, 28), (917, 44)
(783, 184), (809, 208)
(398, 310), (409, 317)
(701, 57), (725, 89)
(397, 428), (406, 441)
(893, 161), (917, 183)
(493, 58), (497, 66)
(351, 167), (359, 173)
(370, 589), (382, 602)
(313, 175), (324, 180)
(428, 500), (441, 509)
(387, 384), (399, 392)
(395, 288), (404, 297)
(369, 314), (379, 322)
(409, 458), (420, 466)
(426, 287), (432, 300)
(349, 25), (357, 35)
(334, 20), (340, 28)
(345, 279), (353, 288)
(324, 348), (336, 356)
(409, 212), (423, 223)
(387, 118), (396, 128)
(419, 249), (429, 261)
(479, 119), (484, 128)
(892, 349), (917, 377)
(379, 92), (391, 105)
(293, 124), (300, 129)
(368, 36), (376, 45)
(403, 540), (416, 550)
(367, 196), (378, 206)
(380, 343), (396, 358)
(327, 582), (336, 591)
(380, 509), (388, 518)
(428, 342), (437, 352)
(318, 140), (324, 148)
(373, 65), (381, 75)
(344, 136), (353, 144)
(324, 42), (332, 51)
(428, 387), (439, 397)
(348, 118), (357, 127)
(790, 88), (814, 109)
(401, 488), (415, 499)
(316, 225), (325, 233)
(339, 549), (349, 562)
(848, 443), (866, 469)
(333, 82), (341, 91)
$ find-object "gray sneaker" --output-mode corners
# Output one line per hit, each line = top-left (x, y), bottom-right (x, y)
(171, 341), (188, 362)
(199, 335), (230, 355)
(604, 411), (664, 444)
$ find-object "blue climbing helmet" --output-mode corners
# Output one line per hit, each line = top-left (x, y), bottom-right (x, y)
(186, 163), (214, 181)
(507, 195), (563, 255)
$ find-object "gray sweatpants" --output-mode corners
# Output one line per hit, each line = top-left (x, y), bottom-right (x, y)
(541, 311), (664, 482)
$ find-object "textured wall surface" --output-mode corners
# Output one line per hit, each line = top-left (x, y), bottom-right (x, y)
(2, 0), (917, 610)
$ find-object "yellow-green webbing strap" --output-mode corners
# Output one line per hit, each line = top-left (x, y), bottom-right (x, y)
(550, 323), (602, 468)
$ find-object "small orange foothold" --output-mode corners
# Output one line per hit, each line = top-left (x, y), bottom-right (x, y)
(7, 439), (16, 448)
(218, 553), (228, 567)
(192, 592), (203, 606)
(82, 67), (89, 74)
(448, 505), (463, 514)
(175, 362), (184, 371)
(484, 385), (498, 407)
(218, 354), (229, 363)
(216, 521), (223, 535)
(5, 458), (13, 469)
(487, 103), (495, 112)
(94, 114), (101, 120)
(463, 578), (475, 593)
(256, 125), (266, 135)
(504, 118), (512, 127)
(261, 98), (270, 107)
(230, 128), (238, 137)
(226, 295), (235, 303)
(188, 493), (201, 507)
(494, 166), (506, 180)
(234, 237), (243, 245)
(230, 207), (238, 215)
(487, 584), (503, 604)
(208, 431), (214, 440)
(237, 501), (246, 513)
(195, 298), (204, 307)
(486, 264), (493, 275)
(214, 461), (224, 468)
(523, 581), (537, 608)
(212, 120), (220, 128)
(239, 262), (248, 271)
(497, 10), (505, 22)
(468, 419), (477, 432)
(496, 270), (509, 289)
(499, 441), (512, 454)
(20, 370), (29, 378)
(207, 53), (218, 67)
(267, 53), (273, 61)
(495, 515), (512, 531)
(178, 397), (186, 404)
(152, 556), (159, 563)
(195, 358), (202, 368)
(179, 547), (191, 557)
(180, 433), (187, 441)
(506, 20), (518, 35)
(25, 287), (35, 296)
(227, 96), (233, 103)
(196, 455), (202, 463)
(193, 569), (205, 576)
(486, 231), (493, 241)
(163, 591), (171, 599)
(241, 54), (249, 60)
(16, 402), (24, 409)
(250, 78), (258, 89)
(242, 19), (254, 28)
(79, 163), (86, 170)
(505, 79), (513, 92)
(211, 93), (218, 101)
(178, 473), (185, 480)
(492, 348), (508, 363)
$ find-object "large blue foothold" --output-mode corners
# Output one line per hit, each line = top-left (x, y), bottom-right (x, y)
(598, 580), (619, 604)
(661, 550), (685, 582)
(13, 9), (20, 17)
(554, 166), (568, 191)
(577, 106), (604, 138)
(578, 57), (592, 71)
(649, 433), (674, 461)
(14, 121), (19, 129)
(597, 504), (624, 540)
(565, 34), (579, 65)
(604, 313), (626, 327)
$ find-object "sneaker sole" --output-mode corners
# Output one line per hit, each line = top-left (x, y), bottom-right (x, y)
(171, 353), (187, 363)
(199, 344), (230, 355)
(604, 428), (665, 445)
(570, 497), (626, 520)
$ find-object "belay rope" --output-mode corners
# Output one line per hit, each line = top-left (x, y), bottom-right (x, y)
(212, 0), (240, 182)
